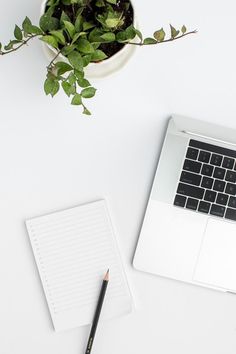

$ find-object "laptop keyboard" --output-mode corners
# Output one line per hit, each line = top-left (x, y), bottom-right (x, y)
(174, 139), (236, 221)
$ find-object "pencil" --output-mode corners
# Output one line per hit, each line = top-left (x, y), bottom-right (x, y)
(84, 269), (109, 354)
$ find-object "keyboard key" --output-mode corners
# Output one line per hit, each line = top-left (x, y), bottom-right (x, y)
(222, 157), (234, 169)
(210, 154), (223, 166)
(186, 198), (199, 210)
(228, 196), (236, 208)
(174, 194), (186, 207)
(225, 208), (236, 221)
(213, 179), (226, 192)
(225, 170), (236, 183)
(204, 190), (216, 203)
(225, 183), (236, 195)
(183, 159), (202, 174)
(180, 171), (201, 186)
(186, 147), (199, 160)
(216, 193), (229, 206)
(213, 167), (226, 180)
(198, 150), (210, 163)
(210, 204), (225, 217)
(177, 183), (204, 199)
(201, 164), (214, 176)
(198, 201), (210, 214)
(201, 176), (213, 189)
(189, 139), (236, 159)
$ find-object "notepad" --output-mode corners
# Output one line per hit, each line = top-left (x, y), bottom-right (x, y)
(26, 200), (133, 332)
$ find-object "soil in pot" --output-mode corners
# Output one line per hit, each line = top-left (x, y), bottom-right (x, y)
(48, 0), (134, 58)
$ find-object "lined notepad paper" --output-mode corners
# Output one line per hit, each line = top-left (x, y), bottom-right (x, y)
(26, 200), (133, 332)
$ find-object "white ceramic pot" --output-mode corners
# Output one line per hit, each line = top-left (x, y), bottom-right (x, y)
(40, 0), (137, 79)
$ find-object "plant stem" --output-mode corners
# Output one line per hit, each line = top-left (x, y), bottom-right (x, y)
(47, 49), (62, 71)
(128, 30), (197, 46)
(0, 34), (40, 55)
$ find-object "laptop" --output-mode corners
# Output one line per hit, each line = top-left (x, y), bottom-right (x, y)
(133, 115), (236, 293)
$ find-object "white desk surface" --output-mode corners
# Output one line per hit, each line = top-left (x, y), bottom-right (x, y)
(1, 0), (236, 353)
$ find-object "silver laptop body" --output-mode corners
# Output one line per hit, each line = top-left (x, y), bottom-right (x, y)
(133, 115), (236, 293)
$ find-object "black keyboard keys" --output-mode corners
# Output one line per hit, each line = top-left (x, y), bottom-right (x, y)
(174, 139), (236, 222)
(177, 183), (204, 199)
(213, 179), (225, 192)
(183, 159), (201, 173)
(225, 208), (236, 221)
(180, 171), (201, 186)
(174, 195), (186, 207)
(213, 167), (226, 180)
(201, 176), (213, 189)
(198, 150), (210, 163)
(222, 157), (234, 169)
(204, 190), (216, 203)
(201, 164), (213, 176)
(225, 170), (236, 183)
(225, 183), (236, 195)
(216, 193), (229, 206)
(186, 147), (199, 160)
(228, 196), (236, 208)
(186, 198), (198, 210)
(210, 154), (223, 166)
(210, 204), (225, 217)
(198, 201), (210, 214)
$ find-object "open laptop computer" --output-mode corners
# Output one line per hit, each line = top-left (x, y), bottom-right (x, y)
(133, 114), (236, 293)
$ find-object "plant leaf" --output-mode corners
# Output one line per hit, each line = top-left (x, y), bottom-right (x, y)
(55, 61), (73, 75)
(44, 78), (59, 97)
(82, 54), (92, 67)
(77, 78), (91, 88)
(134, 28), (142, 42)
(83, 106), (91, 115)
(40, 13), (59, 32)
(22, 17), (32, 33)
(60, 11), (71, 25)
(91, 49), (107, 61)
(50, 30), (66, 45)
(125, 25), (136, 40)
(170, 24), (179, 39)
(14, 25), (22, 40)
(41, 35), (58, 48)
(77, 39), (94, 54)
(143, 37), (157, 45)
(100, 32), (116, 42)
(68, 50), (84, 70)
(75, 14), (83, 32)
(153, 28), (165, 42)
(181, 25), (187, 34)
(81, 87), (96, 98)
(64, 20), (75, 38)
(83, 22), (95, 31)
(106, 0), (117, 3)
(62, 81), (75, 96)
(71, 93), (82, 105)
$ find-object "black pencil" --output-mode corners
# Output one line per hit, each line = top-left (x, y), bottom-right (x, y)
(84, 269), (109, 354)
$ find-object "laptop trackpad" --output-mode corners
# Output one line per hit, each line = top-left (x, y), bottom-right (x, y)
(193, 218), (236, 291)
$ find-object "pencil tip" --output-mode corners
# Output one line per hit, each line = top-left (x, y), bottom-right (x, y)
(104, 269), (109, 281)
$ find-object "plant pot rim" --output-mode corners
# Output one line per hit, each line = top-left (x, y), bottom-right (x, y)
(40, 0), (137, 78)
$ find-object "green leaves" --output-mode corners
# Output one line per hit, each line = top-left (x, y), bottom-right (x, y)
(55, 61), (73, 75)
(39, 12), (59, 32)
(71, 93), (82, 105)
(68, 50), (83, 71)
(81, 87), (96, 98)
(170, 24), (180, 39)
(62, 81), (76, 96)
(44, 77), (59, 97)
(100, 32), (115, 42)
(14, 25), (22, 40)
(63, 21), (75, 38)
(181, 25), (187, 34)
(153, 28), (165, 42)
(91, 49), (107, 62)
(50, 30), (66, 45)
(41, 35), (58, 49)
(77, 39), (94, 54)
(143, 37), (157, 45)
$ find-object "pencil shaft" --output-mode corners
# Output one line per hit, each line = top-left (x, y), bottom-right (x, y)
(85, 279), (108, 354)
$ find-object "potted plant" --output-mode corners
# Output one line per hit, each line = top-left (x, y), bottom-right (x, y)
(0, 0), (196, 115)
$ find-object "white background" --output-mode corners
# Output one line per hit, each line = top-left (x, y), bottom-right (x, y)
(1, 0), (236, 353)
